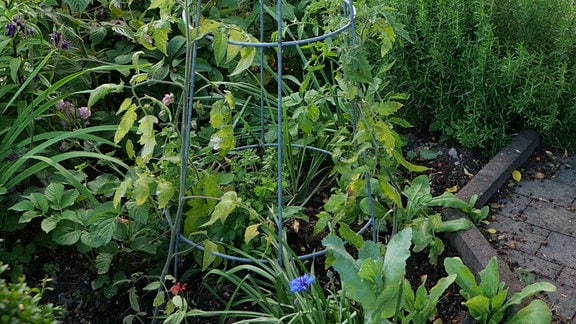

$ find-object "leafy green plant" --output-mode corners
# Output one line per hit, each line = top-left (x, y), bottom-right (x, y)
(322, 228), (456, 323)
(0, 262), (62, 323)
(444, 256), (556, 323)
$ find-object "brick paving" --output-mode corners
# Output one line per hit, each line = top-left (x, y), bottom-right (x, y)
(489, 155), (576, 322)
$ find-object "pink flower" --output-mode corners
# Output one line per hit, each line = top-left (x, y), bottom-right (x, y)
(78, 106), (91, 119)
(162, 93), (174, 105)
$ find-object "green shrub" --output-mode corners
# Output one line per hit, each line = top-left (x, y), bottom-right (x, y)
(387, 0), (576, 152)
(0, 262), (61, 323)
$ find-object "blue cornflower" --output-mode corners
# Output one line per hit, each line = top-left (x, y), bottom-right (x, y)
(289, 274), (315, 293)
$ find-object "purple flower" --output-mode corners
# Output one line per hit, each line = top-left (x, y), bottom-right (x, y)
(78, 106), (91, 119)
(5, 22), (17, 36)
(162, 93), (174, 105)
(289, 274), (315, 293)
(49, 31), (71, 50)
(55, 100), (75, 115)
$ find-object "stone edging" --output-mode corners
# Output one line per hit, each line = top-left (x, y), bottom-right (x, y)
(442, 129), (541, 294)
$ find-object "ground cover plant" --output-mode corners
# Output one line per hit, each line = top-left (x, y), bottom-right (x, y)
(0, 0), (559, 322)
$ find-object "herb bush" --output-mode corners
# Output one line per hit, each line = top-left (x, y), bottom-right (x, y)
(386, 0), (576, 152)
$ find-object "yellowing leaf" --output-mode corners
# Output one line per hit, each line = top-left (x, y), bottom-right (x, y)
(512, 170), (522, 182)
(115, 104), (138, 144)
(137, 115), (158, 162)
(134, 175), (153, 205)
(244, 224), (260, 245)
(156, 180), (174, 209)
(445, 185), (458, 193)
(486, 228), (497, 234)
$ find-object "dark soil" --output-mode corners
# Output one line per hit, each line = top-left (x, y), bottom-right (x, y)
(9, 132), (492, 323)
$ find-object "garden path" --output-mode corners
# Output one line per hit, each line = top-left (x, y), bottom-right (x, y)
(489, 154), (576, 322)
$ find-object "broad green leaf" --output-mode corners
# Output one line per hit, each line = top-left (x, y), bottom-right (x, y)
(151, 18), (172, 55)
(117, 98), (133, 114)
(115, 104), (138, 144)
(89, 25), (107, 46)
(133, 175), (153, 206)
(503, 281), (557, 310)
(375, 101), (403, 116)
(153, 291), (165, 307)
(126, 203), (148, 224)
(95, 252), (114, 274)
(9, 200), (36, 213)
(41, 216), (59, 233)
(437, 218), (471, 232)
(322, 235), (360, 282)
(60, 189), (80, 209)
(137, 115), (158, 162)
(209, 100), (229, 129)
(202, 191), (240, 227)
(18, 210), (40, 223)
(213, 31), (227, 66)
(202, 239), (219, 271)
(478, 256), (500, 298)
(130, 73), (148, 85)
(143, 281), (161, 291)
(444, 257), (482, 299)
(52, 220), (82, 245)
(64, 0), (91, 12)
(464, 295), (491, 320)
(88, 83), (123, 107)
(357, 258), (382, 285)
(382, 228), (412, 286)
(393, 150), (429, 172)
(156, 180), (174, 209)
(230, 46), (256, 76)
(244, 223), (260, 245)
(339, 223), (364, 248)
(359, 197), (389, 218)
(130, 236), (157, 254)
(225, 29), (243, 63)
(209, 125), (236, 157)
(505, 299), (552, 324)
(45, 183), (65, 205)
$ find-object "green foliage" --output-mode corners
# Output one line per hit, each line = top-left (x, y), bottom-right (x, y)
(444, 256), (556, 323)
(323, 228), (456, 323)
(387, 0), (576, 151)
(0, 262), (62, 323)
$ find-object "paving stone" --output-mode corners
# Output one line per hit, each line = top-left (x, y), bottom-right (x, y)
(514, 180), (576, 207)
(538, 232), (576, 269)
(557, 267), (576, 289)
(544, 283), (576, 323)
(553, 158), (576, 188)
(489, 215), (550, 255)
(492, 192), (532, 218)
(521, 203), (576, 237)
(506, 249), (562, 281)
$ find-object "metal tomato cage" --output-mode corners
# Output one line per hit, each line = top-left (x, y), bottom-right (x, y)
(163, 0), (375, 278)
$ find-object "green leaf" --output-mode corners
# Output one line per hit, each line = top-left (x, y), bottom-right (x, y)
(114, 180), (131, 208)
(128, 287), (140, 312)
(202, 191), (240, 227)
(382, 228), (413, 286)
(225, 29), (243, 63)
(209, 125), (236, 157)
(230, 46), (256, 76)
(244, 223), (260, 245)
(503, 281), (557, 310)
(213, 31), (228, 66)
(156, 180), (174, 209)
(143, 281), (161, 291)
(88, 83), (123, 108)
(209, 100), (230, 129)
(60, 188), (80, 209)
(89, 26), (107, 46)
(153, 291), (165, 307)
(505, 299), (552, 324)
(9, 200), (36, 213)
(464, 295), (491, 321)
(478, 256), (501, 298)
(45, 183), (65, 206)
(134, 175), (153, 206)
(9, 57), (20, 83)
(130, 236), (157, 254)
(52, 220), (82, 245)
(64, 0), (91, 12)
(128, 203), (149, 224)
(137, 115), (158, 162)
(41, 216), (59, 233)
(151, 19), (171, 56)
(444, 257), (482, 299)
(115, 104), (138, 144)
(202, 239), (219, 271)
(375, 101), (403, 116)
(339, 223), (364, 248)
(95, 252), (114, 274)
